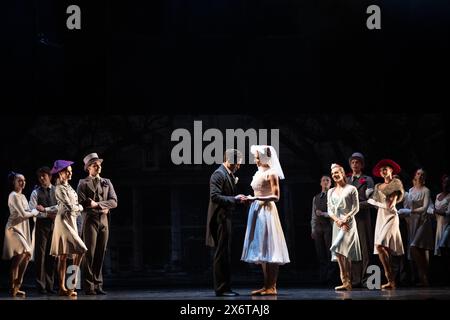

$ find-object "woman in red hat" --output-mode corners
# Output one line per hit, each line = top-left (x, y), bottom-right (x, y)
(399, 168), (433, 286)
(49, 160), (87, 296)
(368, 159), (405, 289)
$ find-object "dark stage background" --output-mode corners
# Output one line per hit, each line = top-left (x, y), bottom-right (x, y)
(4, 0), (450, 110)
(2, 0), (450, 290)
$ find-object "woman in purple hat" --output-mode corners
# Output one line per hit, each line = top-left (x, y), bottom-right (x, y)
(2, 172), (39, 296)
(368, 159), (405, 289)
(49, 160), (87, 296)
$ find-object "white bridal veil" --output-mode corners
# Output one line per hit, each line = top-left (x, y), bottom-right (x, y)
(250, 145), (285, 180)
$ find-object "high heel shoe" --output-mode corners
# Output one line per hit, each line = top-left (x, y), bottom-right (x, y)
(381, 272), (397, 289)
(59, 288), (77, 297)
(68, 289), (77, 297)
(11, 279), (26, 297)
(260, 287), (277, 296)
(251, 287), (266, 296)
(11, 287), (26, 297)
(335, 280), (352, 291)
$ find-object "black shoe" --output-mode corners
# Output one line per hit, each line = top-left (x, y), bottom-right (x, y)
(215, 291), (239, 297)
(95, 288), (107, 295)
(85, 290), (97, 295)
(38, 288), (48, 294)
(47, 289), (57, 294)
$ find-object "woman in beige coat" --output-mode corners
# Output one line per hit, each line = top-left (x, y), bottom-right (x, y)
(368, 159), (405, 289)
(2, 172), (39, 296)
(50, 160), (87, 296)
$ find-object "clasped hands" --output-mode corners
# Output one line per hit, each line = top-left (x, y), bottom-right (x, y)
(335, 215), (350, 231)
(35, 205), (57, 219)
(235, 194), (257, 204)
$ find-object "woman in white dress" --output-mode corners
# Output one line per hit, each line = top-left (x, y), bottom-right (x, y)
(49, 160), (87, 296)
(2, 172), (39, 296)
(241, 145), (289, 296)
(327, 163), (361, 291)
(399, 168), (433, 286)
(433, 175), (450, 257)
(431, 175), (450, 284)
(368, 159), (404, 289)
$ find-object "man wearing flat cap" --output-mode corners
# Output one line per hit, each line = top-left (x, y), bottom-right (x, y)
(348, 152), (375, 288)
(77, 153), (118, 295)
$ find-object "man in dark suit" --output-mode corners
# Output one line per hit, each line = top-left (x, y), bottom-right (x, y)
(77, 153), (118, 295)
(311, 175), (335, 285)
(348, 152), (374, 288)
(206, 149), (247, 296)
(29, 166), (58, 294)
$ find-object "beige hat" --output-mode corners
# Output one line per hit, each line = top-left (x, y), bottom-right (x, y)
(83, 153), (103, 171)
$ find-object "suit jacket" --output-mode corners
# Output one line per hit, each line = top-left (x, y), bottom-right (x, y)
(349, 174), (374, 210)
(205, 164), (238, 247)
(77, 177), (118, 215)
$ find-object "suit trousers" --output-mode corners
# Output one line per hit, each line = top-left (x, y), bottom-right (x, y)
(313, 224), (333, 283)
(213, 214), (232, 293)
(352, 209), (373, 286)
(82, 212), (109, 291)
(35, 218), (56, 291)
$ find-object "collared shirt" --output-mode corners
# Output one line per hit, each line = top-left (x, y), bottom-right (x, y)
(89, 175), (101, 182)
(223, 164), (232, 175)
(88, 175), (102, 201)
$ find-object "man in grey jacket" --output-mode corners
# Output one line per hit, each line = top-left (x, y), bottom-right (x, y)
(77, 153), (118, 295)
(348, 152), (375, 288)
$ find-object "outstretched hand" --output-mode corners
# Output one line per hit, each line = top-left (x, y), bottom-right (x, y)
(235, 194), (249, 203)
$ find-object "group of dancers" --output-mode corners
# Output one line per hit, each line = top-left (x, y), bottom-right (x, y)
(2, 153), (117, 297)
(207, 148), (450, 296)
(4, 146), (448, 297)
(311, 153), (450, 290)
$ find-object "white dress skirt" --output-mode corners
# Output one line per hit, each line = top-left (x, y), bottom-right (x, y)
(404, 187), (434, 256)
(434, 194), (450, 255)
(2, 192), (37, 260)
(328, 185), (362, 262)
(241, 168), (290, 265)
(371, 183), (404, 256)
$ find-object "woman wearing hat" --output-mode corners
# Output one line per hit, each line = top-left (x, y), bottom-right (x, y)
(49, 160), (87, 296)
(368, 159), (405, 289)
(399, 168), (433, 287)
(2, 172), (39, 296)
(327, 163), (361, 291)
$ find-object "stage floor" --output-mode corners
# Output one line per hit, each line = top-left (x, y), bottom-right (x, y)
(0, 287), (449, 300)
